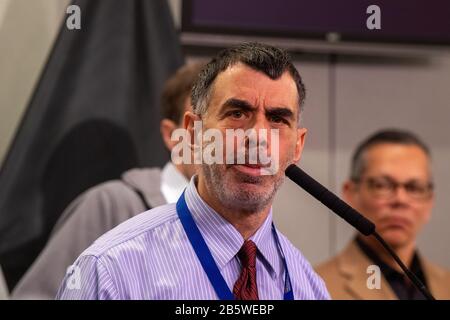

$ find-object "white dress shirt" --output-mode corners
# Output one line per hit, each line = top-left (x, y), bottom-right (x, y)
(160, 162), (189, 203)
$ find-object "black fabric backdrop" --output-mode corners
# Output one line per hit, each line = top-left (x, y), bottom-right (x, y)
(0, 0), (183, 289)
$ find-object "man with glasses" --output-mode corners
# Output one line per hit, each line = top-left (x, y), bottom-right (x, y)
(316, 129), (450, 299)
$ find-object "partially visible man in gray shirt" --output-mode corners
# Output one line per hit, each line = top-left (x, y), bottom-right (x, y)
(12, 63), (203, 299)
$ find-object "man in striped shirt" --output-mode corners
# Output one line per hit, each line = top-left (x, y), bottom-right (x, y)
(56, 42), (330, 300)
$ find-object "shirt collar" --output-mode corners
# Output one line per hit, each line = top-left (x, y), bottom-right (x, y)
(355, 236), (426, 283)
(160, 162), (189, 203)
(183, 176), (282, 277)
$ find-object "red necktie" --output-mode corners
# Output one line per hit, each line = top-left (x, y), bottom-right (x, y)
(233, 240), (259, 300)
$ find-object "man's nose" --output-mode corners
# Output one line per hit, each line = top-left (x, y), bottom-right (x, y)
(247, 114), (271, 148)
(391, 185), (410, 205)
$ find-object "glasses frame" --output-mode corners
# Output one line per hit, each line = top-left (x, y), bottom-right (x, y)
(352, 176), (434, 200)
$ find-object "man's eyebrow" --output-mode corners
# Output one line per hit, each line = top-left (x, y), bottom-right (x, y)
(265, 107), (295, 121)
(220, 98), (296, 122)
(221, 98), (256, 113)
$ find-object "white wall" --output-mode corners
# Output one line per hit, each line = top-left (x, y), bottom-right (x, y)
(0, 0), (69, 166)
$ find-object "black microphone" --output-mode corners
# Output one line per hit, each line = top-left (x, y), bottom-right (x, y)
(285, 164), (435, 300)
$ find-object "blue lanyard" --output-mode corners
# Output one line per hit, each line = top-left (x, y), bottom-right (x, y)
(176, 191), (294, 300)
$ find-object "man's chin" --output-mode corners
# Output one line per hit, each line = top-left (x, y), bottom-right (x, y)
(224, 189), (271, 213)
(381, 230), (412, 248)
(224, 171), (273, 205)
(230, 178), (267, 195)
(203, 164), (280, 212)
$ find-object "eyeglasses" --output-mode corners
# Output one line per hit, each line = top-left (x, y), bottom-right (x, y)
(354, 176), (434, 200)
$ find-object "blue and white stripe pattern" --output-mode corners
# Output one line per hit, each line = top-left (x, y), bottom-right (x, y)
(56, 177), (330, 300)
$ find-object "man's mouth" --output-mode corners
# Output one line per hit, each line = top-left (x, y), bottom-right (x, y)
(232, 164), (265, 176)
(382, 216), (412, 231)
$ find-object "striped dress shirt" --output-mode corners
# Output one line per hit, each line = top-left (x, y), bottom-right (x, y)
(56, 177), (330, 300)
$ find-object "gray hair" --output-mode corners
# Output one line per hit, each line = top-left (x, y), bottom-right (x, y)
(191, 42), (306, 122)
(350, 129), (431, 181)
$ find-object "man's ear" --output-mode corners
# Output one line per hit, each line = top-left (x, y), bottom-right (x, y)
(293, 127), (307, 163)
(160, 119), (178, 152)
(423, 190), (435, 225)
(342, 180), (357, 204)
(184, 111), (202, 147)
